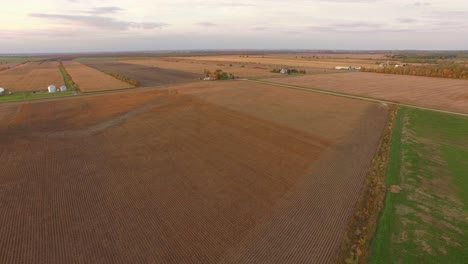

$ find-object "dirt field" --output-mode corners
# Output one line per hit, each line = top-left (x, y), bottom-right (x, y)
(262, 72), (468, 114)
(63, 61), (133, 92)
(84, 61), (202, 87)
(175, 55), (380, 69)
(0, 81), (388, 263)
(122, 59), (281, 78)
(0, 62), (64, 92)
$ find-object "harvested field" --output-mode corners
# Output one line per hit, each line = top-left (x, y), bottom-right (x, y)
(84, 61), (202, 87)
(0, 81), (388, 263)
(262, 72), (468, 114)
(63, 61), (133, 92)
(0, 62), (20, 71)
(175, 55), (380, 69)
(0, 61), (64, 92)
(122, 59), (280, 78)
(269, 52), (389, 60)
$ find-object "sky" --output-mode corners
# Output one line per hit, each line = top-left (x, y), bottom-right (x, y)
(0, 0), (467, 53)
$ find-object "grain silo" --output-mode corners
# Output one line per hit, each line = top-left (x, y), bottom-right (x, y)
(48, 85), (56, 93)
(60, 86), (67, 92)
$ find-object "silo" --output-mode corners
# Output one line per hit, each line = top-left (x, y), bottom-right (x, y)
(60, 86), (67, 92)
(48, 85), (56, 93)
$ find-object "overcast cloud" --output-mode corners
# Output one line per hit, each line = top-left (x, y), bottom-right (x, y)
(0, 0), (467, 52)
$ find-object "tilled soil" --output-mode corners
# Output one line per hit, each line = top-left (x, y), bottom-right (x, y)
(262, 72), (468, 114)
(0, 82), (388, 263)
(0, 62), (64, 92)
(63, 61), (133, 92)
(84, 61), (202, 87)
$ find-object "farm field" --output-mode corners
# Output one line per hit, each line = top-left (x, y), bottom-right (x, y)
(371, 108), (468, 263)
(0, 62), (20, 70)
(175, 55), (380, 69)
(62, 61), (133, 92)
(0, 61), (64, 92)
(0, 81), (388, 263)
(262, 72), (468, 114)
(84, 61), (202, 87)
(122, 59), (281, 78)
(268, 52), (389, 60)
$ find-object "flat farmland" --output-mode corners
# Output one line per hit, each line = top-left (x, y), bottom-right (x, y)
(262, 72), (468, 114)
(122, 59), (280, 78)
(372, 108), (468, 263)
(63, 61), (133, 92)
(0, 61), (64, 92)
(84, 61), (202, 87)
(175, 55), (380, 69)
(0, 82), (388, 263)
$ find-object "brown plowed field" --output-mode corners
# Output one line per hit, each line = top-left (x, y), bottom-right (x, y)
(0, 62), (64, 92)
(84, 61), (202, 87)
(0, 81), (388, 263)
(175, 55), (380, 69)
(122, 59), (280, 78)
(63, 61), (133, 92)
(263, 72), (468, 114)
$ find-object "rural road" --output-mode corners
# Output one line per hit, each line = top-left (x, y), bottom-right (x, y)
(246, 79), (468, 118)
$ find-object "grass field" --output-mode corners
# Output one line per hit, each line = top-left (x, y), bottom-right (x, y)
(371, 108), (468, 263)
(0, 91), (77, 102)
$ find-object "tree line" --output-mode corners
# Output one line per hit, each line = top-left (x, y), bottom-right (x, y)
(361, 64), (468, 79)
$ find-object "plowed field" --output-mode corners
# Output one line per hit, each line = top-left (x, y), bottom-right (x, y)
(175, 55), (379, 69)
(84, 61), (202, 87)
(0, 62), (64, 92)
(122, 59), (280, 78)
(262, 72), (468, 114)
(63, 61), (133, 92)
(0, 81), (388, 263)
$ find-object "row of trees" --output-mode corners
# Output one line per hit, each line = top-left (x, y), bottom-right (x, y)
(271, 68), (307, 74)
(204, 69), (236, 80)
(104, 71), (141, 86)
(59, 62), (79, 91)
(361, 64), (468, 79)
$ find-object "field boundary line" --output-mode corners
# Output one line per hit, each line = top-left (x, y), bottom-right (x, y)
(245, 79), (468, 117)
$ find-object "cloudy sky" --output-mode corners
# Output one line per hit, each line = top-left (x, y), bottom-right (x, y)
(1, 0), (467, 53)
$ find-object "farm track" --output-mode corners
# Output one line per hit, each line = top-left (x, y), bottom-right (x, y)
(0, 83), (388, 263)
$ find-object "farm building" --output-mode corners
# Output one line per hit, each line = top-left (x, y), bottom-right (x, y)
(280, 69), (288, 74)
(335, 66), (361, 70)
(60, 86), (67, 92)
(335, 66), (350, 70)
(0, 87), (4, 95)
(48, 85), (56, 93)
